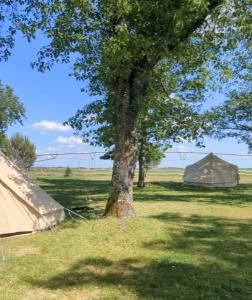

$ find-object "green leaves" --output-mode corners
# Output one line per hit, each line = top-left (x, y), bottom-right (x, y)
(209, 89), (252, 149)
(4, 133), (36, 169)
(0, 81), (25, 146)
(1, 0), (251, 160)
(1, 1), (250, 97)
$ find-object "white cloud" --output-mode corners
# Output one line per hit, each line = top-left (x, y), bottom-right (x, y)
(55, 136), (85, 146)
(31, 120), (72, 132)
(46, 147), (60, 152)
(174, 136), (187, 143)
(177, 144), (190, 152)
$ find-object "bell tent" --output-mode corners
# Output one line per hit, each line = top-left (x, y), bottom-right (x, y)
(0, 152), (65, 236)
(183, 153), (239, 187)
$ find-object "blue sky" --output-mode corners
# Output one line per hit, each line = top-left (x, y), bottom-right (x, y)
(0, 34), (251, 168)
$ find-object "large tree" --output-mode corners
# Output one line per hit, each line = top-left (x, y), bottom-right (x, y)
(136, 100), (209, 188)
(0, 81), (25, 146)
(137, 142), (164, 188)
(67, 59), (211, 188)
(1, 0), (251, 217)
(68, 95), (209, 188)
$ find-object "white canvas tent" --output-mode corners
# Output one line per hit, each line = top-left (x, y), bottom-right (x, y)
(183, 153), (239, 187)
(0, 152), (65, 236)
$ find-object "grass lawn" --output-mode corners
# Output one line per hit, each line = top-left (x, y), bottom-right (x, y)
(1, 169), (252, 300)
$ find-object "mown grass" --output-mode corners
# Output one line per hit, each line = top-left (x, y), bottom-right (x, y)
(0, 168), (252, 300)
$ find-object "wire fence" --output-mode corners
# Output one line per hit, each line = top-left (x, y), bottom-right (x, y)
(34, 151), (252, 169)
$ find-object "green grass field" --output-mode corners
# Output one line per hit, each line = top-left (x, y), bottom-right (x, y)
(1, 169), (252, 300)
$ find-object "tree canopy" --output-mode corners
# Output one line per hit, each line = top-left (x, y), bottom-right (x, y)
(210, 90), (252, 149)
(1, 0), (251, 217)
(0, 81), (25, 146)
(207, 39), (252, 151)
(4, 133), (36, 169)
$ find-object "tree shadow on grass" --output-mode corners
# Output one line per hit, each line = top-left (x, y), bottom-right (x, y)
(146, 213), (252, 270)
(25, 256), (251, 299)
(25, 214), (252, 299)
(134, 181), (252, 205)
(37, 177), (252, 208)
(37, 178), (110, 205)
(36, 178), (110, 218)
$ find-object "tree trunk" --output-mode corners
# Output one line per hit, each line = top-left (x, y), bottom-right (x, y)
(137, 138), (146, 188)
(104, 135), (137, 218)
(104, 63), (150, 218)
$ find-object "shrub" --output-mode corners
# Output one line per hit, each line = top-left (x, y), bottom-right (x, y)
(4, 133), (36, 169)
(64, 167), (72, 177)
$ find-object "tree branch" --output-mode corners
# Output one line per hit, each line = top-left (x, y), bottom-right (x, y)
(168, 0), (223, 52)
